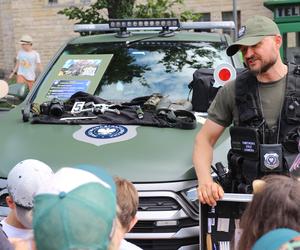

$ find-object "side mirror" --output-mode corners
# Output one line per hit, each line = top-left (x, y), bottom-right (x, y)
(4, 83), (29, 106)
(0, 81), (29, 108)
(8, 83), (29, 101)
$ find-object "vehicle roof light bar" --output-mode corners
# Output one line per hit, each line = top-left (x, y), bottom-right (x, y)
(180, 21), (235, 30)
(74, 23), (110, 33)
(73, 20), (236, 34)
(109, 18), (180, 29)
(109, 18), (180, 38)
(74, 18), (180, 34)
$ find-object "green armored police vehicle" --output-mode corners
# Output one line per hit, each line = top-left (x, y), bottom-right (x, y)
(0, 19), (242, 249)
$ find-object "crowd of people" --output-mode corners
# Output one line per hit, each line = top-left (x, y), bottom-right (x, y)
(3, 161), (300, 250)
(0, 160), (141, 250)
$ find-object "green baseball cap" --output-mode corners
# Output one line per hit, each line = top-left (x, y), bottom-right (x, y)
(226, 15), (280, 56)
(33, 167), (116, 250)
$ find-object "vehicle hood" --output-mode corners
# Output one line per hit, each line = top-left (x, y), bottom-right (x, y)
(0, 107), (230, 182)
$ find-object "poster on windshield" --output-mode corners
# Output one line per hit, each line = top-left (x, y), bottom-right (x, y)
(58, 59), (102, 77)
(34, 54), (113, 104)
(46, 80), (91, 100)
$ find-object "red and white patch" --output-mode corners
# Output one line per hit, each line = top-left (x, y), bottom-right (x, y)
(213, 63), (236, 87)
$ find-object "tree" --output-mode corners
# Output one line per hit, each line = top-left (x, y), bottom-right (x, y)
(58, 0), (201, 24)
(133, 0), (201, 21)
(58, 0), (135, 24)
(107, 0), (135, 19)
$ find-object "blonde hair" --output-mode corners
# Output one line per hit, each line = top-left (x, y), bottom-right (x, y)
(114, 177), (139, 231)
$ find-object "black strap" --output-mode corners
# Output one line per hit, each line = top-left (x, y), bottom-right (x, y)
(156, 109), (196, 129)
(235, 70), (263, 126)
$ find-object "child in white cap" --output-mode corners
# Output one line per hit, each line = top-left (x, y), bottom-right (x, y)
(0, 159), (53, 239)
(9, 35), (42, 90)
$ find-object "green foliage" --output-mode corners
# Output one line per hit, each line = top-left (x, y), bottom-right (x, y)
(133, 0), (201, 21)
(133, 0), (182, 18)
(180, 10), (203, 22)
(57, 0), (135, 24)
(107, 0), (135, 19)
(58, 0), (202, 24)
(57, 0), (108, 24)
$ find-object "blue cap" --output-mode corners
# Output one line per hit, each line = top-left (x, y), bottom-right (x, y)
(252, 228), (300, 250)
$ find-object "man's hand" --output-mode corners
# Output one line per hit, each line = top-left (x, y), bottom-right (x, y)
(197, 181), (224, 206)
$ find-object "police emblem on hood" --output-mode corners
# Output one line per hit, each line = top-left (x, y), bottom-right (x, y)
(73, 124), (138, 146)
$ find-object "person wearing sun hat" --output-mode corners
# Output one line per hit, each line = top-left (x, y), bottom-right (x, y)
(192, 15), (300, 206)
(32, 167), (118, 250)
(8, 34), (42, 90)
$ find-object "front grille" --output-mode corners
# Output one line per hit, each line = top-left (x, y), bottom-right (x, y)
(132, 181), (200, 249)
(139, 196), (180, 211)
(129, 237), (199, 250)
(131, 217), (198, 233)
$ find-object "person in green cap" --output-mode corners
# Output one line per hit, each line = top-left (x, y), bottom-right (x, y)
(193, 15), (300, 206)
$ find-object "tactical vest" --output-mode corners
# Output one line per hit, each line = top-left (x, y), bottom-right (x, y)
(228, 63), (300, 192)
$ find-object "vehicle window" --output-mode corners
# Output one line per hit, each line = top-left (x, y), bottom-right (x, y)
(53, 41), (230, 102)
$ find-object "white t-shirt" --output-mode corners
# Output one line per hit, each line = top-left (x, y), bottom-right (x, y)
(17, 49), (41, 81)
(120, 239), (143, 250)
(0, 219), (32, 239)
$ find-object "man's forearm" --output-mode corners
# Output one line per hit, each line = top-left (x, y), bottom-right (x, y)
(193, 134), (214, 184)
(193, 120), (225, 205)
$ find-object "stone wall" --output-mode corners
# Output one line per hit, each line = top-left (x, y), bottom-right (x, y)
(0, 0), (78, 76)
(184, 0), (272, 22)
(0, 0), (273, 76)
(0, 0), (15, 74)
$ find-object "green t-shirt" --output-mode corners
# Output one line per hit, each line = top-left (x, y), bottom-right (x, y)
(208, 75), (287, 129)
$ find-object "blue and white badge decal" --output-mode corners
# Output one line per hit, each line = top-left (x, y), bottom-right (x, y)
(86, 124), (127, 139)
(73, 124), (138, 146)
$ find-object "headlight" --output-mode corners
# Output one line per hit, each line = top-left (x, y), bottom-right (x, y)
(181, 186), (199, 212)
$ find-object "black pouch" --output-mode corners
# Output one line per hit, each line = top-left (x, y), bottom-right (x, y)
(260, 144), (283, 173)
(283, 127), (300, 154)
(285, 96), (300, 123)
(188, 68), (219, 112)
(230, 126), (260, 159)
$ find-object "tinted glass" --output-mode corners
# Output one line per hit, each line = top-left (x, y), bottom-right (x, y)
(62, 41), (230, 101)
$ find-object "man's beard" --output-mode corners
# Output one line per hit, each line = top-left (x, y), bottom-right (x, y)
(246, 55), (277, 75)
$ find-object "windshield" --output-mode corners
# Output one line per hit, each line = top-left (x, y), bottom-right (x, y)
(53, 41), (230, 102)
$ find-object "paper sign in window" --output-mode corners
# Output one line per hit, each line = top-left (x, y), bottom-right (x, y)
(46, 80), (91, 100)
(58, 59), (102, 77)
